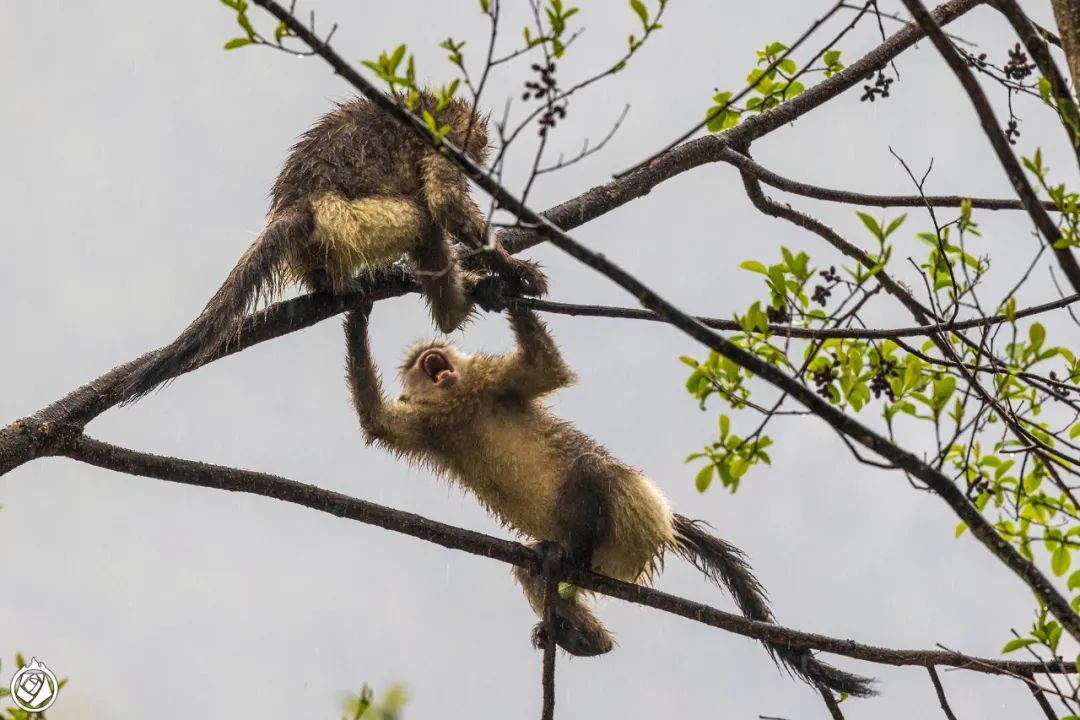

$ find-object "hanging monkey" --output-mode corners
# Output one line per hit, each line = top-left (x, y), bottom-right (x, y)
(343, 302), (875, 698)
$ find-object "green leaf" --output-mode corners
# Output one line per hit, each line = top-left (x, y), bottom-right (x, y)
(695, 463), (715, 493)
(739, 260), (767, 274)
(782, 81), (805, 99)
(1001, 637), (1038, 653)
(883, 213), (907, 239)
(855, 211), (883, 241)
(1029, 322), (1046, 352)
(1070, 422), (1080, 440)
(1053, 545), (1072, 576)
(629, 0), (648, 25)
(223, 37), (254, 50)
(823, 49), (842, 66)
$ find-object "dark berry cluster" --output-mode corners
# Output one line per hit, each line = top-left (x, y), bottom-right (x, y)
(766, 304), (789, 324)
(811, 361), (837, 398)
(1005, 117), (1021, 145)
(813, 266), (840, 307)
(870, 358), (898, 401)
(1003, 43), (1034, 81)
(523, 62), (567, 137)
(523, 62), (557, 100)
(860, 72), (894, 102)
(964, 51), (988, 69)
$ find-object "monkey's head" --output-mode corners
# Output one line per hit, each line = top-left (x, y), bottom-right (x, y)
(398, 341), (474, 402)
(442, 98), (490, 165)
(404, 90), (490, 164)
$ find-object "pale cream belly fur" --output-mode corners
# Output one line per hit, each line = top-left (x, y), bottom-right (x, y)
(442, 418), (676, 584)
(282, 192), (423, 290)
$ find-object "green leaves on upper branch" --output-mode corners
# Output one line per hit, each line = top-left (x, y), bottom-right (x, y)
(523, 0), (581, 59)
(627, 0), (664, 53)
(705, 44), (842, 133)
(220, 0), (257, 50)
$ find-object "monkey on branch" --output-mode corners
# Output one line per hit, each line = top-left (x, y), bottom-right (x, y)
(121, 91), (546, 402)
(344, 300), (876, 698)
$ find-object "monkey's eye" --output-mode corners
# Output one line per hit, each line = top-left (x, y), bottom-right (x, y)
(397, 394), (410, 403)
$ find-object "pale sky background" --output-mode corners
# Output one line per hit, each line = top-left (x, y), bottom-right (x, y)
(2, 1), (1079, 718)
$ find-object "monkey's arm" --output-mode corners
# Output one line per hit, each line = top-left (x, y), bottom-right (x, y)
(344, 308), (411, 447)
(421, 154), (488, 246)
(493, 308), (576, 398)
(420, 154), (547, 297)
(412, 224), (476, 334)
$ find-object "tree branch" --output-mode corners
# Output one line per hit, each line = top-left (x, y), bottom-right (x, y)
(719, 145), (1059, 211)
(899, 0), (1080, 295)
(990, 0), (1080, 173)
(54, 433), (1080, 678)
(514, 293), (1080, 340)
(927, 666), (960, 720)
(501, 0), (986, 254)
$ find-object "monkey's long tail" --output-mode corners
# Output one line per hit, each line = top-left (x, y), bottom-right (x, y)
(671, 514), (877, 698)
(119, 209), (314, 404)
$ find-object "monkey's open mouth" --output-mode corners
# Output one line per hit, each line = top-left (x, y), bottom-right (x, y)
(417, 349), (457, 386)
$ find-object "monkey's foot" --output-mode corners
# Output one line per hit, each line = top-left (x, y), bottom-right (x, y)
(505, 256), (548, 297)
(531, 617), (614, 657)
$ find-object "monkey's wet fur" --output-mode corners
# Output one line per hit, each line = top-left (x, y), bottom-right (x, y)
(345, 304), (876, 698)
(121, 91), (545, 402)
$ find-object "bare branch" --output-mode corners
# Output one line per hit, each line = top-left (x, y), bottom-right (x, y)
(55, 433), (1080, 677)
(719, 146), (1059, 211)
(899, 0), (1080, 295)
(818, 686), (846, 720)
(514, 292), (1080, 340)
(541, 572), (557, 720)
(927, 666), (960, 720)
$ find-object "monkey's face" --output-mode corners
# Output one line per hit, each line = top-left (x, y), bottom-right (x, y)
(399, 343), (472, 401)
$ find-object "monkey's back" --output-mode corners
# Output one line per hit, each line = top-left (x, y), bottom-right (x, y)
(437, 398), (676, 584)
(270, 99), (425, 214)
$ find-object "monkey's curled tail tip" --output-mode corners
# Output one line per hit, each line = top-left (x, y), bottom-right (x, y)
(671, 514), (877, 698)
(776, 649), (878, 698)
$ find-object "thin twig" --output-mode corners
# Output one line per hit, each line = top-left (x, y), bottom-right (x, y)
(541, 572), (557, 720)
(927, 666), (959, 720)
(818, 686), (846, 720)
(512, 292), (1080, 340)
(719, 146), (1059, 211)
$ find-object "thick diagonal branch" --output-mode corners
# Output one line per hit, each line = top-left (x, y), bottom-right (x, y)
(900, 0), (1080, 294)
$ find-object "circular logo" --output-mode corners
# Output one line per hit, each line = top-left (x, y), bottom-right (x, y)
(10, 658), (59, 712)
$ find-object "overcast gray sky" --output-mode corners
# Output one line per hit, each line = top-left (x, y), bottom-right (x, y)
(3, 1), (1079, 718)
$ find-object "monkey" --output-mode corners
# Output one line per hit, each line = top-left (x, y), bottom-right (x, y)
(342, 301), (876, 698)
(120, 90), (546, 402)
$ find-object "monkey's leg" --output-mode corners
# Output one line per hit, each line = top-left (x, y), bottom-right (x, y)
(413, 225), (475, 334)
(515, 453), (620, 656)
(513, 547), (614, 657)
